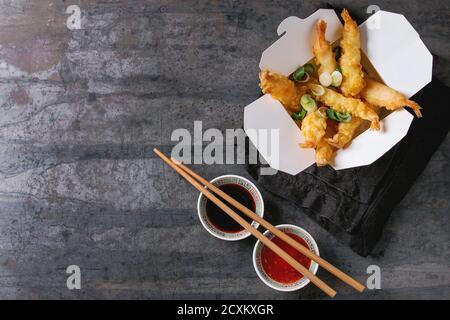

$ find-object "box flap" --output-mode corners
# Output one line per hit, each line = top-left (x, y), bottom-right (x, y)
(259, 9), (342, 76)
(332, 109), (413, 169)
(244, 95), (315, 175)
(359, 11), (433, 98)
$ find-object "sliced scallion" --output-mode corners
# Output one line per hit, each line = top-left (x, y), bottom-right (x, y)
(292, 67), (305, 81)
(291, 108), (307, 121)
(304, 63), (315, 76)
(300, 94), (317, 113)
(326, 108), (352, 122)
(319, 72), (332, 87)
(298, 72), (310, 83)
(331, 70), (343, 87)
(292, 63), (315, 82)
(309, 84), (325, 96)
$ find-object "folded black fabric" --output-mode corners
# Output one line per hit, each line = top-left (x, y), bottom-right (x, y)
(246, 77), (450, 256)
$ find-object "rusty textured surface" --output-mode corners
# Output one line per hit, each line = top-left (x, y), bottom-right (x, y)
(0, 0), (448, 299)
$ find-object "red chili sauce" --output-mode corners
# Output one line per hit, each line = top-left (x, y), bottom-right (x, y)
(261, 233), (312, 284)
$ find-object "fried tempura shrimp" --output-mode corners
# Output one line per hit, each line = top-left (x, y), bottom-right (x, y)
(339, 9), (365, 97)
(313, 20), (337, 75)
(300, 109), (327, 149)
(316, 138), (336, 166)
(326, 117), (362, 148)
(259, 70), (301, 112)
(360, 79), (422, 117)
(316, 88), (380, 130)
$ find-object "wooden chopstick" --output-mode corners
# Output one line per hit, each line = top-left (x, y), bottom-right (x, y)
(171, 158), (365, 293)
(153, 148), (337, 298)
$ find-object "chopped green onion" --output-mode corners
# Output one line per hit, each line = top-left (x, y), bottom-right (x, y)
(292, 63), (315, 82)
(291, 108), (307, 121)
(309, 84), (325, 96)
(304, 63), (315, 76)
(300, 94), (317, 113)
(326, 108), (352, 122)
(319, 72), (332, 87)
(336, 112), (352, 122)
(298, 73), (310, 83)
(317, 107), (328, 119)
(331, 70), (343, 87)
(292, 67), (305, 81)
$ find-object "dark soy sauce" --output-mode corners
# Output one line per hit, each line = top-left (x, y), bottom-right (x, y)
(205, 183), (255, 233)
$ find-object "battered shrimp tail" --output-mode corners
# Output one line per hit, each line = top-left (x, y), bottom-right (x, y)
(300, 141), (316, 149)
(405, 100), (422, 118)
(370, 120), (380, 131)
(313, 20), (337, 75)
(315, 139), (336, 166)
(316, 20), (327, 44)
(341, 9), (356, 28)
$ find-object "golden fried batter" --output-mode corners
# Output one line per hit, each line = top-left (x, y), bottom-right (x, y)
(360, 79), (422, 117)
(326, 117), (362, 148)
(339, 9), (365, 97)
(259, 70), (301, 112)
(313, 20), (337, 75)
(300, 109), (327, 149)
(316, 87), (380, 130)
(316, 138), (336, 166)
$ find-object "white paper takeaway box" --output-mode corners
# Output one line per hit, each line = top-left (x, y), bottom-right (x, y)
(244, 9), (432, 175)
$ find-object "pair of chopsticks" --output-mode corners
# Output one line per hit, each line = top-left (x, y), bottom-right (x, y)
(153, 148), (365, 298)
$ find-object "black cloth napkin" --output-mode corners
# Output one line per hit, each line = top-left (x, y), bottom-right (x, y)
(246, 77), (449, 256)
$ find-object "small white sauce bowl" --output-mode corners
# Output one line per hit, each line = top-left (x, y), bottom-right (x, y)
(197, 175), (264, 241)
(253, 224), (319, 292)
